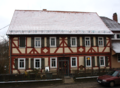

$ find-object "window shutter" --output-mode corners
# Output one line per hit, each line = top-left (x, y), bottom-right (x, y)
(105, 56), (108, 67)
(84, 56), (86, 68)
(82, 37), (85, 47)
(31, 37), (34, 48)
(20, 37), (25, 47)
(42, 37), (44, 48)
(104, 37), (106, 47)
(15, 58), (18, 69)
(77, 37), (80, 47)
(91, 37), (93, 46)
(41, 58), (45, 69)
(68, 37), (70, 47)
(47, 37), (49, 47)
(92, 56), (95, 67)
(31, 58), (34, 69)
(26, 58), (29, 69)
(97, 56), (99, 67)
(57, 37), (59, 47)
(96, 37), (98, 47)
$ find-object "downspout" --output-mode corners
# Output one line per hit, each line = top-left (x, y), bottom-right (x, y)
(10, 36), (12, 74)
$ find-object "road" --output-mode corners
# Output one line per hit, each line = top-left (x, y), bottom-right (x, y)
(1, 81), (120, 88)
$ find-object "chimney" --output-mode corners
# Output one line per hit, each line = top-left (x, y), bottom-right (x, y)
(113, 13), (118, 22)
(43, 9), (47, 11)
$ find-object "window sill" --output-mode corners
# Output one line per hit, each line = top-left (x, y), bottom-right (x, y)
(71, 46), (77, 47)
(85, 46), (91, 47)
(50, 66), (57, 68)
(71, 66), (77, 67)
(50, 46), (56, 48)
(18, 68), (25, 69)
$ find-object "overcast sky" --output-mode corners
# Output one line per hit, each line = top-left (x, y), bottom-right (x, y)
(0, 0), (120, 39)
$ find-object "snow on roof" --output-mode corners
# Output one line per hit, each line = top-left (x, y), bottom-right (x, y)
(101, 17), (120, 31)
(6, 10), (113, 35)
(112, 41), (120, 53)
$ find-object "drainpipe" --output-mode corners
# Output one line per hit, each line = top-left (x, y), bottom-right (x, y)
(10, 36), (11, 74)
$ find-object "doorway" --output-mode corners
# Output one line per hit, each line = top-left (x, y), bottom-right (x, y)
(58, 57), (69, 76)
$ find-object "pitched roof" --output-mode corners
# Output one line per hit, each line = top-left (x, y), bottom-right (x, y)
(100, 17), (120, 31)
(6, 10), (113, 35)
(112, 41), (120, 53)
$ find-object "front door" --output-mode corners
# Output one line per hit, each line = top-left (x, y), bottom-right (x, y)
(58, 57), (69, 76)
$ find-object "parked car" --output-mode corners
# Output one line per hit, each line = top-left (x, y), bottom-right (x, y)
(97, 70), (120, 87)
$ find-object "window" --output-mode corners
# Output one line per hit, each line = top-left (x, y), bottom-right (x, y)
(34, 37), (41, 47)
(117, 34), (120, 39)
(19, 37), (25, 47)
(86, 56), (91, 67)
(50, 37), (56, 47)
(85, 37), (90, 46)
(50, 57), (57, 68)
(71, 57), (77, 67)
(118, 55), (120, 62)
(98, 37), (104, 46)
(99, 56), (105, 66)
(34, 58), (41, 69)
(18, 58), (25, 69)
(71, 37), (77, 47)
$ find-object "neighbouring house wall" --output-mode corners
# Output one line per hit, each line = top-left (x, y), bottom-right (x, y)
(111, 54), (120, 68)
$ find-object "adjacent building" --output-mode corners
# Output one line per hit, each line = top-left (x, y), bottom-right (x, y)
(101, 13), (120, 69)
(7, 10), (113, 75)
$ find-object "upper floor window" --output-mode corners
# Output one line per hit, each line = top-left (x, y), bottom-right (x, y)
(34, 37), (41, 47)
(34, 58), (41, 69)
(50, 57), (57, 68)
(86, 56), (91, 67)
(50, 37), (56, 47)
(18, 58), (25, 69)
(118, 55), (120, 62)
(71, 37), (77, 47)
(99, 56), (105, 66)
(117, 34), (120, 39)
(85, 37), (90, 46)
(98, 37), (104, 46)
(19, 37), (25, 47)
(71, 57), (77, 67)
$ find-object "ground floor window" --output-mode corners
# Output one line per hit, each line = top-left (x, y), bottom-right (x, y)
(86, 56), (91, 67)
(34, 58), (41, 69)
(99, 56), (105, 66)
(50, 57), (57, 68)
(71, 57), (77, 67)
(18, 58), (25, 69)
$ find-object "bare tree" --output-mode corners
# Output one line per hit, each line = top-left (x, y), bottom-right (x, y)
(0, 36), (9, 74)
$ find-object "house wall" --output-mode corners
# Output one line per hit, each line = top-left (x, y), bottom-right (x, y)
(10, 35), (111, 74)
(111, 54), (120, 68)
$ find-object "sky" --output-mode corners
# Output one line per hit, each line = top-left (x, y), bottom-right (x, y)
(0, 0), (120, 40)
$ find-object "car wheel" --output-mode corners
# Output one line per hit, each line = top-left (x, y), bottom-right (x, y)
(109, 81), (115, 87)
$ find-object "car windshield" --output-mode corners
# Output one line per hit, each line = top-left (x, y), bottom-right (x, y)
(107, 71), (119, 77)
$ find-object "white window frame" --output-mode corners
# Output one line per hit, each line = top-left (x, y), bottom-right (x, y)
(117, 55), (120, 62)
(34, 58), (41, 69)
(86, 56), (91, 67)
(50, 57), (57, 68)
(99, 56), (105, 66)
(85, 37), (91, 47)
(50, 37), (56, 47)
(71, 57), (77, 67)
(98, 37), (104, 47)
(70, 37), (77, 47)
(19, 37), (26, 48)
(34, 37), (41, 48)
(18, 58), (25, 69)
(116, 33), (120, 39)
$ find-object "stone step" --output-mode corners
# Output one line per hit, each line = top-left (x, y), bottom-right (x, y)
(64, 77), (74, 84)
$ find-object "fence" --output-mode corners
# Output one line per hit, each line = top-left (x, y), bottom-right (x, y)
(73, 68), (120, 78)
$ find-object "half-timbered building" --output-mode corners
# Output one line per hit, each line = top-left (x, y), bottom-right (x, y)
(7, 10), (113, 75)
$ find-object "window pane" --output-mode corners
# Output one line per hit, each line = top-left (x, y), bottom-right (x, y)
(72, 38), (75, 45)
(36, 38), (40, 40)
(72, 58), (76, 66)
(117, 34), (120, 38)
(20, 60), (24, 68)
(51, 38), (55, 46)
(118, 55), (120, 61)
(52, 59), (55, 67)
(86, 57), (90, 66)
(35, 59), (40, 68)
